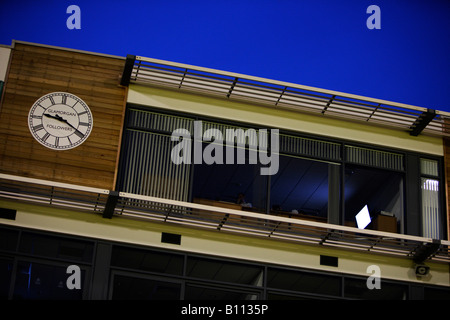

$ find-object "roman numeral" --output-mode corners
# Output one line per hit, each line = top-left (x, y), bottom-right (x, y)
(78, 111), (88, 116)
(32, 115), (43, 120)
(79, 122), (89, 127)
(42, 132), (50, 142)
(61, 95), (67, 105)
(33, 124), (44, 132)
(49, 96), (55, 105)
(55, 137), (60, 147)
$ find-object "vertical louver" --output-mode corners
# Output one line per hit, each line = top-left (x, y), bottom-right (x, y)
(421, 178), (441, 239)
(420, 159), (441, 239)
(345, 145), (404, 171)
(127, 109), (193, 133)
(279, 134), (341, 161)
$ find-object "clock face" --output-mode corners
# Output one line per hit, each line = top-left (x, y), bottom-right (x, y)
(28, 92), (93, 150)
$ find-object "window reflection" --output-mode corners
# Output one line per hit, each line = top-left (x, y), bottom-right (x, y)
(13, 261), (84, 300)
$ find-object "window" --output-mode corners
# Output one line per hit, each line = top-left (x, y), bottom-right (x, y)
(117, 108), (445, 239)
(192, 147), (269, 214)
(420, 158), (442, 239)
(13, 261), (86, 300)
(118, 109), (193, 202)
(185, 283), (259, 300)
(344, 277), (407, 300)
(186, 256), (263, 286)
(0, 257), (13, 299)
(424, 286), (450, 300)
(18, 232), (94, 263)
(270, 155), (339, 224)
(110, 273), (181, 300)
(344, 165), (404, 233)
(0, 227), (19, 252)
(111, 245), (184, 276)
(267, 267), (342, 298)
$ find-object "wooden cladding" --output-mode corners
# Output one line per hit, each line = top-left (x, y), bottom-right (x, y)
(0, 42), (126, 190)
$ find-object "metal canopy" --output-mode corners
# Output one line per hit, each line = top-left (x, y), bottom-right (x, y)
(121, 55), (450, 137)
(1, 173), (449, 264)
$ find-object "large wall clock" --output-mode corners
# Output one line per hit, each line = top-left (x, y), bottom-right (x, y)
(28, 92), (93, 150)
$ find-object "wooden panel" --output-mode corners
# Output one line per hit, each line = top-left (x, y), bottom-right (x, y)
(372, 215), (397, 233)
(0, 43), (126, 189)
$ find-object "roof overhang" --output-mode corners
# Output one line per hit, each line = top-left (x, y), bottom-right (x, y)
(121, 55), (450, 137)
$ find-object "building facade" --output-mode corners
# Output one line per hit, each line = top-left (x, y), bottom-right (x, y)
(0, 41), (449, 300)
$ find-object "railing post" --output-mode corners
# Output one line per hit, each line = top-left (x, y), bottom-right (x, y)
(120, 55), (136, 86)
(103, 191), (119, 219)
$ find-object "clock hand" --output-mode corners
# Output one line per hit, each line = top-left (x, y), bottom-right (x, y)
(43, 113), (59, 120)
(43, 113), (85, 136)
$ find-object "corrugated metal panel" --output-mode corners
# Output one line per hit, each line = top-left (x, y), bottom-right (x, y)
(345, 145), (404, 171)
(127, 108), (193, 133)
(202, 121), (264, 149)
(279, 134), (341, 161)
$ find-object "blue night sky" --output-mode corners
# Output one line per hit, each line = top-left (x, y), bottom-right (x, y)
(1, 1), (450, 112)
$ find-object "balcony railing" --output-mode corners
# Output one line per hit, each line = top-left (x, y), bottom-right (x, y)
(120, 55), (450, 137)
(0, 173), (449, 264)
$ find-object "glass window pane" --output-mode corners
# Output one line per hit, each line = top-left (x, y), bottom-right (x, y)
(345, 165), (403, 233)
(421, 178), (441, 239)
(186, 257), (263, 286)
(111, 274), (181, 300)
(185, 284), (259, 300)
(424, 286), (450, 300)
(267, 292), (328, 300)
(420, 158), (439, 177)
(111, 245), (184, 276)
(344, 278), (407, 300)
(0, 257), (13, 299)
(267, 267), (341, 297)
(270, 156), (334, 223)
(13, 261), (85, 300)
(192, 146), (269, 214)
(19, 232), (94, 263)
(0, 227), (19, 252)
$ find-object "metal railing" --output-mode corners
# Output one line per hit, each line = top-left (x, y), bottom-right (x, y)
(120, 55), (450, 137)
(0, 173), (109, 213)
(0, 173), (449, 263)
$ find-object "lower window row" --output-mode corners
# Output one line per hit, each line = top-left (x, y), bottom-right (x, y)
(2, 257), (450, 300)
